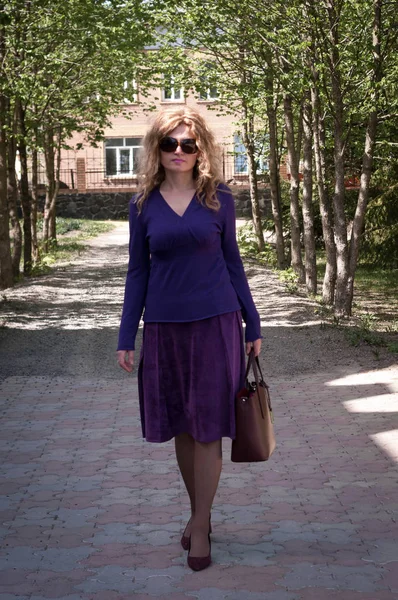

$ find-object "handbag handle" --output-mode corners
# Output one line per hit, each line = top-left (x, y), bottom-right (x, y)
(244, 348), (265, 387)
(250, 349), (273, 420)
(244, 349), (266, 419)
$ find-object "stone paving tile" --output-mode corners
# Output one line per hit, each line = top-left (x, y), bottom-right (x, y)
(0, 366), (397, 599)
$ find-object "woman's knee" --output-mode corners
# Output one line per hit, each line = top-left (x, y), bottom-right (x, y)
(195, 438), (222, 456)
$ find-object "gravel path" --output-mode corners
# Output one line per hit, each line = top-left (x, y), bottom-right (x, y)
(0, 222), (395, 379)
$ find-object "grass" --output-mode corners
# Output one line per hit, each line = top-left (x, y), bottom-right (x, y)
(29, 218), (115, 276)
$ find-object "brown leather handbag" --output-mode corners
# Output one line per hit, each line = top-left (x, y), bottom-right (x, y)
(231, 349), (276, 462)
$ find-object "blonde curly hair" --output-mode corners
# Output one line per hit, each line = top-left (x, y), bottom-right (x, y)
(135, 107), (224, 213)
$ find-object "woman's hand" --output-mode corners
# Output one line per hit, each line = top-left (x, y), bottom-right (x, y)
(117, 350), (135, 373)
(246, 338), (262, 357)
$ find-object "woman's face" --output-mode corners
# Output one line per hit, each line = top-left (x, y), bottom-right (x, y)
(159, 123), (199, 176)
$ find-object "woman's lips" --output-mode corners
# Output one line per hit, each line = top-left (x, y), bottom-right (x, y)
(172, 159), (184, 163)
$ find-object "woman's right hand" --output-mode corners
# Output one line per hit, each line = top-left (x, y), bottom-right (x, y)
(117, 350), (135, 373)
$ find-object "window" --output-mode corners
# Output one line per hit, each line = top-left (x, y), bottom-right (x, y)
(256, 156), (270, 173)
(84, 92), (101, 104)
(105, 137), (142, 177)
(234, 134), (248, 174)
(123, 79), (138, 104)
(199, 84), (218, 101)
(197, 61), (218, 101)
(233, 134), (269, 175)
(161, 76), (184, 102)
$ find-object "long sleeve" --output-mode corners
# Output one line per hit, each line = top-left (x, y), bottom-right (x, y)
(221, 189), (263, 343)
(117, 199), (150, 351)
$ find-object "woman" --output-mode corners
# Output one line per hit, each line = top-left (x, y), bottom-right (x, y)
(117, 107), (262, 571)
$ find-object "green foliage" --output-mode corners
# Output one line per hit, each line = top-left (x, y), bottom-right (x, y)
(2, 0), (157, 150)
(36, 217), (83, 236)
(236, 221), (278, 267)
(236, 221), (259, 256)
(78, 221), (115, 236)
(344, 327), (385, 351)
(344, 310), (390, 356)
(360, 187), (398, 268)
(31, 240), (88, 275)
(278, 268), (299, 294)
(353, 264), (398, 302)
(387, 341), (398, 354)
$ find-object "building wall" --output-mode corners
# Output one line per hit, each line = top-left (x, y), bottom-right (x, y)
(59, 82), (244, 193)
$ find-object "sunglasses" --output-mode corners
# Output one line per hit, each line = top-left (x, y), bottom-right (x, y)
(159, 136), (198, 154)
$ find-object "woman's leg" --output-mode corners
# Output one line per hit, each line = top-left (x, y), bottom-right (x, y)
(175, 432), (196, 533)
(190, 438), (222, 556)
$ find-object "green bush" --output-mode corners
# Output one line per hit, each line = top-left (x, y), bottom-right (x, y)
(278, 267), (299, 293)
(360, 186), (398, 268)
(236, 221), (278, 267)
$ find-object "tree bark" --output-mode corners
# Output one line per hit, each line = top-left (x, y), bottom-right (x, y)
(48, 127), (61, 241)
(301, 93), (317, 294)
(311, 75), (336, 304)
(17, 102), (32, 275)
(43, 126), (56, 250)
(6, 99), (22, 278)
(241, 116), (265, 252)
(7, 130), (22, 278)
(266, 94), (285, 268)
(0, 92), (13, 288)
(0, 23), (13, 287)
(284, 94), (305, 282)
(326, 0), (349, 316)
(345, 0), (382, 314)
(31, 116), (39, 264)
(0, 26), (14, 290)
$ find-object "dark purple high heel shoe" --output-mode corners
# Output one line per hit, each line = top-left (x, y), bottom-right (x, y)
(187, 532), (211, 571)
(181, 515), (212, 551)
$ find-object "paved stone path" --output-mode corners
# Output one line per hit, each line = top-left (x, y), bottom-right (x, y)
(0, 223), (397, 599)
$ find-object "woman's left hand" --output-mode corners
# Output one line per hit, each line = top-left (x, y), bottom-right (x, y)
(246, 338), (262, 357)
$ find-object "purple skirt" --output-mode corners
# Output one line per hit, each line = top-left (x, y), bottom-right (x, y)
(137, 310), (246, 443)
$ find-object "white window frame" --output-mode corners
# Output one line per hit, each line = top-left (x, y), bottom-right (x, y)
(123, 79), (138, 104)
(84, 92), (101, 104)
(199, 85), (218, 101)
(256, 156), (270, 173)
(234, 134), (248, 175)
(161, 75), (184, 102)
(233, 134), (269, 175)
(105, 138), (142, 178)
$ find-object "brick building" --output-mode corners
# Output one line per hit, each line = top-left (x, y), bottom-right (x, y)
(51, 78), (273, 194)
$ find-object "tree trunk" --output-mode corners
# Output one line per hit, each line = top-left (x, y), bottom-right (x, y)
(241, 115), (265, 253)
(48, 127), (61, 241)
(326, 0), (349, 316)
(306, 0), (336, 302)
(301, 93), (317, 294)
(311, 77), (336, 304)
(43, 126), (56, 250)
(265, 73), (285, 268)
(345, 0), (382, 314)
(31, 118), (39, 264)
(6, 100), (22, 278)
(0, 90), (13, 289)
(7, 134), (22, 278)
(284, 94), (305, 282)
(296, 102), (304, 168)
(17, 102), (32, 275)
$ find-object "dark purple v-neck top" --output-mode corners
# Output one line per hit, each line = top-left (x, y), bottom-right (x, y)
(117, 183), (262, 351)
